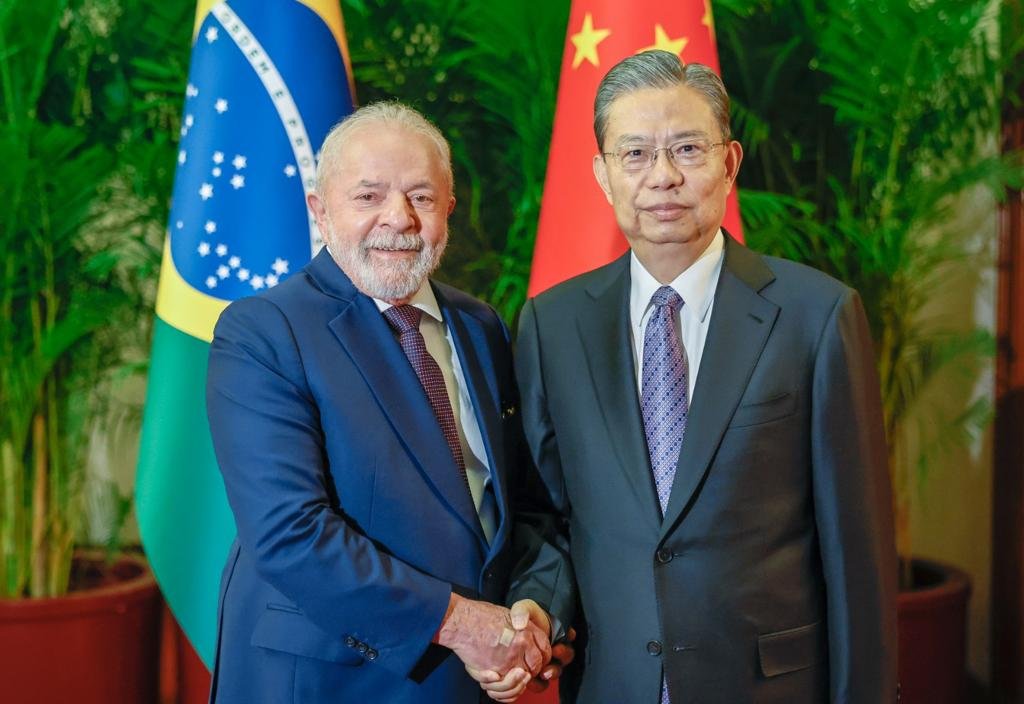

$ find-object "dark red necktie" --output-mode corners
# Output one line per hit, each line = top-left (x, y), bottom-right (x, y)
(383, 305), (470, 492)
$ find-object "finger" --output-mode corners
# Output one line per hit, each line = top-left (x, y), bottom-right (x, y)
(567, 626), (577, 642)
(487, 673), (530, 702)
(509, 599), (540, 631)
(480, 668), (530, 695)
(552, 642), (575, 667)
(466, 666), (502, 684)
(539, 661), (562, 681)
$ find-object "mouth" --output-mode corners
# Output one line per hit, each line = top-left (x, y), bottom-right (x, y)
(641, 203), (689, 221)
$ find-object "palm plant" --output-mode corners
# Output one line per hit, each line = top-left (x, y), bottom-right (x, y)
(716, 0), (1024, 576)
(0, 0), (185, 598)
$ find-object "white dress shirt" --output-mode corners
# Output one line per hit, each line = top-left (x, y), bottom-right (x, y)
(629, 229), (725, 402)
(374, 285), (497, 544)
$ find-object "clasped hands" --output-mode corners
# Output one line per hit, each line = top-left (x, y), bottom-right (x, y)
(437, 594), (575, 702)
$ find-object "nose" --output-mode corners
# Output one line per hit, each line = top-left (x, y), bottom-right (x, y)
(646, 148), (684, 189)
(381, 193), (418, 232)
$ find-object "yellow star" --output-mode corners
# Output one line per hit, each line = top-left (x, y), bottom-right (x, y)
(638, 24), (688, 57)
(702, 0), (716, 40)
(570, 13), (612, 69)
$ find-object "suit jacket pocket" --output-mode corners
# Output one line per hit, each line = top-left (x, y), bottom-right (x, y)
(757, 620), (826, 678)
(251, 605), (364, 666)
(730, 391), (795, 428)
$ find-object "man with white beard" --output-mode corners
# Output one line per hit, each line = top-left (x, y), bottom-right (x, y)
(205, 102), (570, 704)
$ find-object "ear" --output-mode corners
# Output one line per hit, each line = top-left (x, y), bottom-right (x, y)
(447, 195), (456, 216)
(723, 140), (744, 193)
(592, 153), (614, 205)
(307, 191), (328, 229)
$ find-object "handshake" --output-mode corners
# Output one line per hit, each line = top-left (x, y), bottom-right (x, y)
(436, 594), (576, 702)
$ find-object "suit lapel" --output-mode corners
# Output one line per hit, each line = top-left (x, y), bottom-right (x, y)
(435, 286), (510, 551)
(576, 255), (663, 530)
(309, 253), (488, 549)
(659, 237), (780, 540)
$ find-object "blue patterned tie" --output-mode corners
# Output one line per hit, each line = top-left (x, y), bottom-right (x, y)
(641, 286), (688, 515)
(640, 286), (687, 704)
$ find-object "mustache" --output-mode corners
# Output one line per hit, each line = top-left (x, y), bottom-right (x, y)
(361, 230), (424, 253)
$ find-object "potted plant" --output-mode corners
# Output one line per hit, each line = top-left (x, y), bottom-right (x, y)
(714, 0), (1024, 700)
(0, 0), (182, 700)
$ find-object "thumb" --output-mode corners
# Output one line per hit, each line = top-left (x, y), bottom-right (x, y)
(510, 599), (533, 630)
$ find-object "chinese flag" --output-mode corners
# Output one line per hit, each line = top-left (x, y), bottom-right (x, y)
(528, 0), (742, 296)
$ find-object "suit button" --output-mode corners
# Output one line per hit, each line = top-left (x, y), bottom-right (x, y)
(656, 548), (673, 564)
(366, 649), (378, 661)
(647, 640), (662, 656)
(344, 636), (356, 647)
(484, 570), (495, 581)
(357, 642), (368, 654)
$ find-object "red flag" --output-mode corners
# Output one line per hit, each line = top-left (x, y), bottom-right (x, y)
(528, 0), (743, 296)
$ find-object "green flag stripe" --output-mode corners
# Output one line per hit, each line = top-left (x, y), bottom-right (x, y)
(136, 317), (236, 667)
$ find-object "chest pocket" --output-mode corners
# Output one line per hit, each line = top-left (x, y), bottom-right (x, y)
(730, 391), (795, 428)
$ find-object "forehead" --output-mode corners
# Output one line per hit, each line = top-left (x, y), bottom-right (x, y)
(335, 125), (446, 186)
(604, 84), (716, 145)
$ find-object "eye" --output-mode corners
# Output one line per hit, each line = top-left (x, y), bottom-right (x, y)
(619, 146), (652, 164)
(354, 192), (379, 203)
(671, 141), (708, 160)
(410, 193), (436, 207)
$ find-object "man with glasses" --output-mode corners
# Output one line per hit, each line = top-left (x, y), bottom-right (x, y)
(502, 51), (898, 703)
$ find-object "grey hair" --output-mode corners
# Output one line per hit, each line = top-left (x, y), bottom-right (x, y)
(315, 101), (453, 194)
(593, 51), (732, 149)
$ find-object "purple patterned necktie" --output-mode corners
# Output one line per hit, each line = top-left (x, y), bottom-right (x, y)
(639, 286), (687, 704)
(383, 305), (470, 493)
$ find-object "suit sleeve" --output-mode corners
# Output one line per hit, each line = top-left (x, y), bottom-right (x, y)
(810, 289), (898, 702)
(506, 298), (578, 635)
(206, 296), (451, 679)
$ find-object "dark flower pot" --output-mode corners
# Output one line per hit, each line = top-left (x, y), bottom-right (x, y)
(0, 551), (162, 704)
(897, 558), (972, 704)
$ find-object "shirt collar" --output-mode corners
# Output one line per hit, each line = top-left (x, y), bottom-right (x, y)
(630, 229), (724, 324)
(372, 280), (443, 324)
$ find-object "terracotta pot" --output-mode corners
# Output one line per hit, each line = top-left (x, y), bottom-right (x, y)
(0, 551), (162, 704)
(897, 558), (971, 704)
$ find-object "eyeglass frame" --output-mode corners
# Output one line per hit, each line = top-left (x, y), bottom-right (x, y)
(601, 139), (730, 173)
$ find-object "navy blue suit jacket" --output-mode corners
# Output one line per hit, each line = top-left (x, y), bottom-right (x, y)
(206, 249), (525, 703)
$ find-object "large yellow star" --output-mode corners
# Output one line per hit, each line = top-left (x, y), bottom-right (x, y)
(702, 0), (716, 40)
(570, 13), (612, 69)
(638, 24), (688, 57)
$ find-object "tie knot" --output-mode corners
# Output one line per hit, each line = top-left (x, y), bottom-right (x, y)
(650, 286), (683, 310)
(383, 305), (422, 334)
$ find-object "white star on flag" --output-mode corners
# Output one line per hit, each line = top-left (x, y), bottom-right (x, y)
(176, 221), (184, 230)
(213, 151), (224, 164)
(217, 265), (230, 279)
(266, 274), (279, 288)
(283, 164), (297, 177)
(185, 114), (194, 127)
(198, 242), (211, 256)
(228, 256), (241, 268)
(180, 126), (188, 137)
(250, 275), (265, 290)
(178, 150), (187, 164)
(206, 276), (218, 288)
(186, 83), (199, 98)
(212, 167), (222, 177)
(215, 98), (229, 114)
(205, 221), (217, 234)
(199, 183), (214, 200)
(205, 27), (218, 43)
(237, 269), (250, 281)
(230, 174), (245, 189)
(271, 258), (289, 275)
(232, 155), (247, 170)
(216, 244), (228, 256)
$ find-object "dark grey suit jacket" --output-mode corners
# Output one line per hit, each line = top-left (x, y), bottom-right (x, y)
(511, 235), (897, 703)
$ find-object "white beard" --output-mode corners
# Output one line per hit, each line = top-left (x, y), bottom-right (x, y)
(326, 222), (447, 302)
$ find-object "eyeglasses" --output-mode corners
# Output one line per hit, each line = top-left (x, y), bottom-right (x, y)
(603, 140), (728, 172)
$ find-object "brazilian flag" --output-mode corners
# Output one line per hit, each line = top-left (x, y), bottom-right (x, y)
(136, 0), (355, 665)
